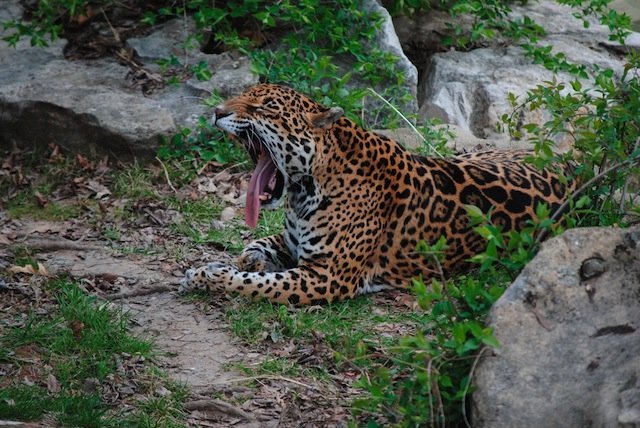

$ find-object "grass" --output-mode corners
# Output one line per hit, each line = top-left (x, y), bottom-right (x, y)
(7, 193), (81, 221)
(168, 195), (285, 252)
(0, 278), (187, 427)
(224, 297), (425, 367)
(110, 164), (158, 200)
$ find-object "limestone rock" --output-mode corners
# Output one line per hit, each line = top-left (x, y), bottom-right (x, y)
(0, 0), (415, 157)
(375, 124), (522, 154)
(362, 0), (419, 119)
(127, 17), (259, 98)
(0, 39), (182, 158)
(408, 0), (640, 144)
(472, 226), (640, 428)
(0, 5), (257, 158)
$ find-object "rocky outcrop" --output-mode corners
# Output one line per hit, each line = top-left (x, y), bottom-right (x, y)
(472, 226), (640, 427)
(0, 0), (259, 159)
(362, 0), (419, 119)
(0, 0), (418, 158)
(396, 0), (640, 143)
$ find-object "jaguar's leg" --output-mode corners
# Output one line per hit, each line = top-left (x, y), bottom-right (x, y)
(237, 234), (296, 272)
(179, 262), (356, 305)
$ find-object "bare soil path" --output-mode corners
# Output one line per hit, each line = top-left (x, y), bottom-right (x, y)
(1, 204), (350, 426)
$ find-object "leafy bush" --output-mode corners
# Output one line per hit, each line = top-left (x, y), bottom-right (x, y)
(353, 1), (639, 426)
(503, 55), (640, 229)
(353, 238), (506, 427)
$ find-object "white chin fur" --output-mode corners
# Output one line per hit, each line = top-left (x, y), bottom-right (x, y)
(262, 197), (284, 210)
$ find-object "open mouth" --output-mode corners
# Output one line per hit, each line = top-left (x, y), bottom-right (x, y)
(240, 133), (285, 228)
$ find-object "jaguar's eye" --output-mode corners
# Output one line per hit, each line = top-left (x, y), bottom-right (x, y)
(263, 100), (279, 110)
(247, 104), (267, 114)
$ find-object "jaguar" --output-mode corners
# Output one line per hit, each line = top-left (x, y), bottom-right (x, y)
(180, 84), (575, 304)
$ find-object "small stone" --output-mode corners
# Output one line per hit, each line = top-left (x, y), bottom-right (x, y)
(579, 256), (607, 281)
(220, 207), (236, 222)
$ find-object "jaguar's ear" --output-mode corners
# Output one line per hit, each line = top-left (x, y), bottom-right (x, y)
(308, 107), (344, 129)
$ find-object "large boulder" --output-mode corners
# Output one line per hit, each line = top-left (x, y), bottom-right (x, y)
(361, 0), (419, 122)
(472, 226), (640, 427)
(0, 0), (417, 158)
(0, 2), (258, 158)
(397, 0), (640, 143)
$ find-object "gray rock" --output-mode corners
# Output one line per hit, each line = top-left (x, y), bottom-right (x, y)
(0, 3), (412, 157)
(410, 0), (639, 145)
(419, 45), (572, 140)
(127, 18), (195, 63)
(0, 0), (22, 23)
(375, 123), (519, 154)
(362, 0), (419, 119)
(0, 12), (257, 158)
(0, 40), (182, 158)
(472, 226), (640, 428)
(184, 54), (258, 99)
(128, 17), (259, 98)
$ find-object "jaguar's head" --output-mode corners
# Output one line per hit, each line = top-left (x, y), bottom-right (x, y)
(212, 84), (343, 227)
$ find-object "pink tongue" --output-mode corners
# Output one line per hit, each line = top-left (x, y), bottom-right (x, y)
(245, 153), (276, 228)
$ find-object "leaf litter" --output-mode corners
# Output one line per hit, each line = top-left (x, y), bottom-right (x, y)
(0, 145), (363, 427)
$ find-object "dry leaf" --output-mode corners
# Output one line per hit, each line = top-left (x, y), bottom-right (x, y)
(98, 200), (109, 215)
(34, 191), (48, 208)
(8, 262), (49, 276)
(49, 144), (62, 162)
(395, 293), (419, 310)
(77, 154), (93, 170)
(70, 321), (85, 340)
(84, 180), (111, 199)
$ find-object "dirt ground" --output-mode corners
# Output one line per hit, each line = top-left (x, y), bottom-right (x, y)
(0, 151), (355, 427)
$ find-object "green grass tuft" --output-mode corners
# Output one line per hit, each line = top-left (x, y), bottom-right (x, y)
(0, 278), (187, 427)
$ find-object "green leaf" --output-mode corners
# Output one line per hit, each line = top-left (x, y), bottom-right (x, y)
(453, 323), (467, 344)
(481, 333), (500, 348)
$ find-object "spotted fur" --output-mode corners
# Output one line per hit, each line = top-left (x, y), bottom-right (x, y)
(181, 84), (575, 304)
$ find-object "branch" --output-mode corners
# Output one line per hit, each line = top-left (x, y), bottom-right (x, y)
(536, 151), (640, 244)
(183, 399), (256, 422)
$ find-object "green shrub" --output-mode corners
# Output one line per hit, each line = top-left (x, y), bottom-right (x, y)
(354, 2), (639, 425)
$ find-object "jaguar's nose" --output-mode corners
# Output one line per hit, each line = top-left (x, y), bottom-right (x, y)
(214, 107), (232, 124)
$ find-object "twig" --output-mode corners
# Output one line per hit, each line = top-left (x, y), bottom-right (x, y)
(367, 88), (444, 158)
(427, 357), (436, 428)
(143, 208), (165, 226)
(211, 160), (250, 178)
(619, 137), (640, 213)
(206, 374), (320, 390)
(156, 156), (178, 194)
(461, 346), (491, 428)
(106, 285), (173, 300)
(183, 399), (256, 421)
(536, 152), (640, 244)
(100, 7), (120, 43)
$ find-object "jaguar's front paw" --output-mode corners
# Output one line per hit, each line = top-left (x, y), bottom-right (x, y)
(179, 262), (228, 294)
